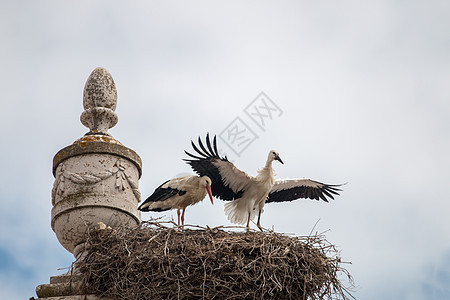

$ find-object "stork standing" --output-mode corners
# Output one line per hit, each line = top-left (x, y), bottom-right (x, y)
(138, 175), (214, 226)
(184, 134), (342, 229)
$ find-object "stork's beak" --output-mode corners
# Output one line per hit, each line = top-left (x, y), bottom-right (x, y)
(206, 185), (214, 205)
(275, 154), (284, 164)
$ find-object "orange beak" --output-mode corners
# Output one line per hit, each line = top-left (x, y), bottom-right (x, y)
(206, 184), (214, 205)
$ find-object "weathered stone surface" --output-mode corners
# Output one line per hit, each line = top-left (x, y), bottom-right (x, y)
(34, 274), (115, 299)
(53, 136), (142, 177)
(50, 67), (142, 257)
(83, 67), (117, 110)
(50, 274), (82, 284)
(40, 67), (143, 299)
(36, 282), (81, 298)
(52, 149), (141, 254)
(80, 67), (118, 136)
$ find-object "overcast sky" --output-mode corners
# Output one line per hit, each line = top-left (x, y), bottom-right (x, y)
(1, 1), (449, 299)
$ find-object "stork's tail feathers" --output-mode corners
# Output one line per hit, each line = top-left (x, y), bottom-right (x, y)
(137, 202), (150, 211)
(138, 202), (171, 212)
(224, 199), (258, 225)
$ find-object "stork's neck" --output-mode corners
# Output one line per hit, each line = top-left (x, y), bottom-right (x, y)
(265, 157), (274, 169)
(257, 159), (275, 181)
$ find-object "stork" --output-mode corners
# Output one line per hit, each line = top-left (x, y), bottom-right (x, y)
(184, 134), (342, 229)
(138, 175), (214, 226)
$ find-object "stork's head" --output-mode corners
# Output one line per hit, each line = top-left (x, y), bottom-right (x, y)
(268, 150), (284, 164)
(200, 176), (214, 205)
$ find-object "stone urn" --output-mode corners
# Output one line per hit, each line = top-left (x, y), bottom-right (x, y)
(51, 67), (142, 260)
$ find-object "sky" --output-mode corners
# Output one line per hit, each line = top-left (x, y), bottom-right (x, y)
(1, 1), (449, 299)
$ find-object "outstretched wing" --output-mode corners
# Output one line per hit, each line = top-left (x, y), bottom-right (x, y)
(267, 178), (343, 203)
(184, 133), (252, 201)
(138, 179), (186, 211)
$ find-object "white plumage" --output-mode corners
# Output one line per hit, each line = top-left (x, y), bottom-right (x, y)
(185, 134), (342, 229)
(222, 150), (281, 227)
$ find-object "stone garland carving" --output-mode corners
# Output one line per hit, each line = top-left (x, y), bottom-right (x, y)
(52, 159), (141, 204)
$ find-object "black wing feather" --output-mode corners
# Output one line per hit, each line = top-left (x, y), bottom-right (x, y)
(205, 133), (216, 157)
(138, 180), (186, 211)
(184, 150), (205, 160)
(267, 180), (343, 203)
(198, 136), (212, 157)
(184, 134), (244, 201)
(190, 140), (209, 158)
(212, 135), (219, 156)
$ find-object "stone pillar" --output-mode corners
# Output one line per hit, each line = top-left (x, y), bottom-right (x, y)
(34, 67), (142, 299)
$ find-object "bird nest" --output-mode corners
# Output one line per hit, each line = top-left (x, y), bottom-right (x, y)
(77, 220), (354, 299)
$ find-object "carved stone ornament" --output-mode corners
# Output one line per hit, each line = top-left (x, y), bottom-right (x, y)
(37, 67), (144, 299)
(51, 152), (141, 254)
(80, 67), (118, 136)
(52, 158), (141, 205)
(50, 67), (142, 257)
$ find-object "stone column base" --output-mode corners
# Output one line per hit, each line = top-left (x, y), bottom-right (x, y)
(33, 274), (114, 300)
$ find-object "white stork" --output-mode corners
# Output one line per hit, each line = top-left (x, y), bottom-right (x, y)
(184, 134), (342, 229)
(138, 175), (214, 226)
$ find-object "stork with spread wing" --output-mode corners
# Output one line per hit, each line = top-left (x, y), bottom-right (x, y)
(184, 134), (342, 229)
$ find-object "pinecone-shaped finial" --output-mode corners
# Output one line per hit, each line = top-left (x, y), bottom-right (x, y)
(80, 67), (118, 136)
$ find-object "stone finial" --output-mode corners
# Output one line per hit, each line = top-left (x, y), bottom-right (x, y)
(38, 67), (142, 299)
(51, 69), (142, 257)
(80, 67), (118, 136)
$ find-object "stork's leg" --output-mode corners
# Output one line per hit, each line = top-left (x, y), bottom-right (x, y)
(181, 207), (186, 227)
(177, 202), (181, 226)
(246, 212), (251, 230)
(256, 210), (263, 231)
